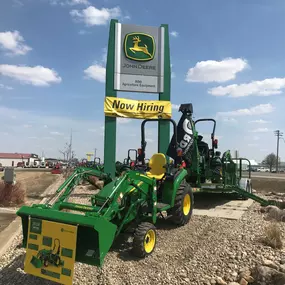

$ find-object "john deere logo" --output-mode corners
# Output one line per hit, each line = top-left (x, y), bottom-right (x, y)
(124, 33), (155, 62)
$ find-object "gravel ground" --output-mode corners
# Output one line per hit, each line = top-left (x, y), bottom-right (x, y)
(1, 184), (285, 285)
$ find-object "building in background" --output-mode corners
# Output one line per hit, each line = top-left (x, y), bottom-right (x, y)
(0, 153), (39, 167)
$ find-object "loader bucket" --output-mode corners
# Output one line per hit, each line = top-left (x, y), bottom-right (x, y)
(17, 206), (117, 268)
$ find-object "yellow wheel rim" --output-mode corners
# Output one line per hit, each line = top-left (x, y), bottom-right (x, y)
(183, 193), (191, 216)
(144, 229), (156, 253)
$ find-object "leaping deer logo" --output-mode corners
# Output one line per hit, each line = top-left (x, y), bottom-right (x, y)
(129, 36), (152, 58)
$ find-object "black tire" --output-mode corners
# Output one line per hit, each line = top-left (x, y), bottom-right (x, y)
(132, 222), (156, 258)
(168, 180), (194, 226)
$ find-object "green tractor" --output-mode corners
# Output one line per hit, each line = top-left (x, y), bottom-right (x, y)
(16, 117), (194, 284)
(31, 238), (64, 268)
(166, 103), (253, 197)
(167, 104), (285, 206)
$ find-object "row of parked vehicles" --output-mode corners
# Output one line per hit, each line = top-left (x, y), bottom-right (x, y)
(248, 166), (285, 173)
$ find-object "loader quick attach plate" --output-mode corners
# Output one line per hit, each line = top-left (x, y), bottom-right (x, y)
(24, 218), (78, 285)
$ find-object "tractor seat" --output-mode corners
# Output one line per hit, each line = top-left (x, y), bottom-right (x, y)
(146, 153), (167, 180)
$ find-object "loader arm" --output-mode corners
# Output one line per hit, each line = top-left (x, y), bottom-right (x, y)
(16, 168), (158, 272)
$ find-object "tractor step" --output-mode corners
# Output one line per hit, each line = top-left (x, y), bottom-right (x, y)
(156, 202), (170, 211)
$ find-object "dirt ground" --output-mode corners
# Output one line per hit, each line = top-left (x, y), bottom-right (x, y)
(0, 172), (58, 233)
(251, 177), (285, 193)
(15, 172), (58, 203)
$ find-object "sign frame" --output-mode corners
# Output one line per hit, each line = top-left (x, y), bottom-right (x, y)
(103, 19), (171, 178)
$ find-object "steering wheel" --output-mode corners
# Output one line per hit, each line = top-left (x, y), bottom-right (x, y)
(134, 164), (149, 172)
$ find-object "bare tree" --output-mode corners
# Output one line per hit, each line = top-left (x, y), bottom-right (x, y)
(59, 129), (74, 162)
(262, 153), (277, 172)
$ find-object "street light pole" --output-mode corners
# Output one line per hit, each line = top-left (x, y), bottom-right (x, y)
(274, 130), (283, 173)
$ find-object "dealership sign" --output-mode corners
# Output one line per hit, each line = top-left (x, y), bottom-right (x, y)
(114, 23), (165, 93)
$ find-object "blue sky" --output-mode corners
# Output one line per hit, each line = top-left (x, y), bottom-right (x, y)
(0, 0), (285, 162)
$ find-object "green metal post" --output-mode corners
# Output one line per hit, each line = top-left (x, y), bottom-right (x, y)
(158, 24), (171, 159)
(104, 19), (118, 178)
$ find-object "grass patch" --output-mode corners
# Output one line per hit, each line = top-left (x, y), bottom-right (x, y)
(262, 223), (283, 249)
(0, 181), (26, 207)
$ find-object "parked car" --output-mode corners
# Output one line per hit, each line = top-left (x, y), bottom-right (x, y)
(257, 167), (270, 172)
(17, 162), (24, 168)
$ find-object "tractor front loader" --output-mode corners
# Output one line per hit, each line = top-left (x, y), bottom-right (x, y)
(16, 118), (194, 285)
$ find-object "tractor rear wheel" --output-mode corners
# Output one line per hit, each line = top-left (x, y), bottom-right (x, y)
(132, 222), (156, 258)
(168, 180), (194, 226)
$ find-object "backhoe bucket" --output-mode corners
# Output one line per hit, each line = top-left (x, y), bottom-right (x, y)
(17, 206), (117, 275)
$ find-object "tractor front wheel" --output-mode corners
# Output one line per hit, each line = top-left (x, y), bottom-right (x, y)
(132, 222), (156, 258)
(168, 180), (194, 226)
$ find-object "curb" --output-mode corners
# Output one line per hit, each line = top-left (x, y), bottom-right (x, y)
(0, 175), (63, 257)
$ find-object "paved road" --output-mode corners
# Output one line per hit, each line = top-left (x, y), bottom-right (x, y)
(251, 172), (285, 180)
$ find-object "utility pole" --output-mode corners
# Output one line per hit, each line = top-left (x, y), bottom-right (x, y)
(70, 128), (73, 161)
(274, 130), (283, 173)
(94, 148), (97, 158)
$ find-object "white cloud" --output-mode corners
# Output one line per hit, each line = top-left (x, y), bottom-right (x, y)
(249, 119), (270, 124)
(117, 118), (131, 124)
(170, 31), (179, 37)
(84, 48), (107, 82)
(217, 103), (274, 117)
(13, 0), (24, 7)
(185, 57), (249, 83)
(67, 0), (89, 5)
(253, 136), (260, 141)
(48, 0), (89, 5)
(0, 64), (62, 86)
(172, 104), (180, 110)
(221, 117), (238, 124)
(122, 15), (131, 21)
(101, 47), (107, 64)
(84, 64), (105, 82)
(50, 131), (64, 135)
(208, 77), (285, 97)
(170, 64), (175, 79)
(0, 30), (32, 56)
(78, 29), (91, 35)
(0, 83), (13, 90)
(250, 128), (270, 133)
(87, 128), (97, 132)
(248, 143), (259, 147)
(70, 5), (121, 26)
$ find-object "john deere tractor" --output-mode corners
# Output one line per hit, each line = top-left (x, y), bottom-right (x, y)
(16, 118), (194, 284)
(166, 104), (285, 207)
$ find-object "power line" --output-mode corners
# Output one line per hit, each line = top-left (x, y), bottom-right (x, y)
(274, 130), (283, 173)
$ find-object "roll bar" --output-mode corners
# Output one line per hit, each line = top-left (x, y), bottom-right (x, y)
(139, 118), (178, 165)
(194, 118), (217, 149)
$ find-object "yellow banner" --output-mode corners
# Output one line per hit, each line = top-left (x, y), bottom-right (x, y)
(104, 97), (172, 119)
(24, 218), (77, 285)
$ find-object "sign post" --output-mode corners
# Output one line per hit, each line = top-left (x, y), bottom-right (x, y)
(104, 19), (171, 178)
